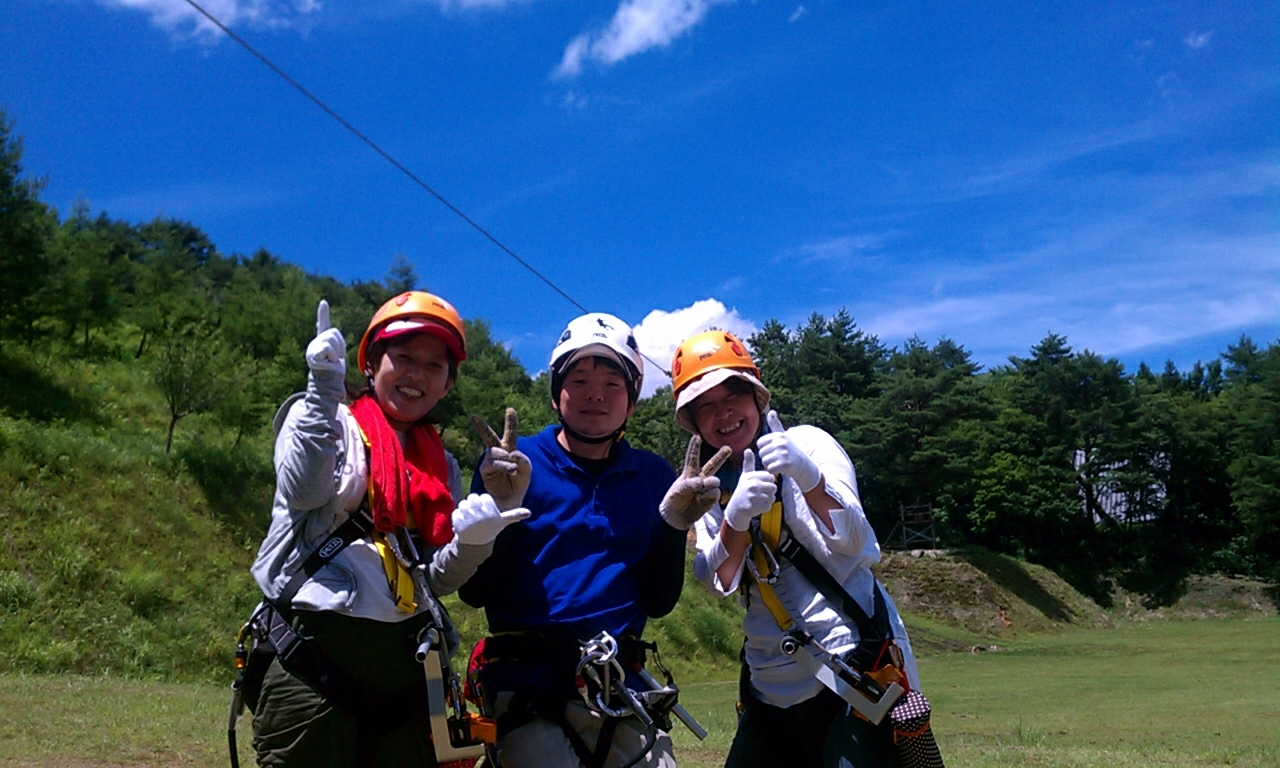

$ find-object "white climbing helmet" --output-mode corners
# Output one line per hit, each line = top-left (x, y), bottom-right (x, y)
(549, 312), (644, 402)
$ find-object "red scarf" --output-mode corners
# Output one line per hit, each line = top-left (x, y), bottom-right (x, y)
(349, 395), (454, 547)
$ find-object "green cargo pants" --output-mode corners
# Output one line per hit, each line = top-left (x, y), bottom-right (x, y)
(250, 610), (439, 768)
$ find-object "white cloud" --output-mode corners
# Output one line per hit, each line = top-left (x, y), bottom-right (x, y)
(555, 0), (730, 78)
(788, 5), (806, 22)
(95, 177), (291, 219)
(632, 299), (757, 397)
(97, 0), (321, 40)
(561, 90), (590, 111)
(1183, 31), (1214, 50)
(715, 275), (746, 294)
(856, 221), (1280, 369)
(789, 233), (894, 264)
(940, 119), (1170, 202)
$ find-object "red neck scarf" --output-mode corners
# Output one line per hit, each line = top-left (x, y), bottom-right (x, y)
(349, 395), (454, 546)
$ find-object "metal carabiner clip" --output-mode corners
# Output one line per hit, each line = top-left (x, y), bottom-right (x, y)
(746, 521), (781, 584)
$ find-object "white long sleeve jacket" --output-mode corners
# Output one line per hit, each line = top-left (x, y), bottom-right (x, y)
(693, 424), (920, 707)
(251, 368), (493, 623)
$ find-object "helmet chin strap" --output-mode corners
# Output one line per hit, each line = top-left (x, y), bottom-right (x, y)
(558, 416), (626, 446)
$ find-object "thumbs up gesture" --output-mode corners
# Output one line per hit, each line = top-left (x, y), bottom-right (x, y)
(472, 408), (533, 512)
(659, 435), (732, 530)
(723, 449), (778, 532)
(452, 493), (532, 546)
(305, 300), (347, 375)
(756, 410), (822, 493)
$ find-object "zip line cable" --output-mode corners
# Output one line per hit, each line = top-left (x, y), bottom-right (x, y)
(179, 0), (673, 377)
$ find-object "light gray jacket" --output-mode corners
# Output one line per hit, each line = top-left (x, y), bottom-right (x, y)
(251, 366), (492, 623)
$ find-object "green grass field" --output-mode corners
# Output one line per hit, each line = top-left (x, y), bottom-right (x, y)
(3, 618), (1276, 767)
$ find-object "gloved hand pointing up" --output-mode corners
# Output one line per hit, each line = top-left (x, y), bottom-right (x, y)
(756, 410), (822, 493)
(306, 300), (346, 375)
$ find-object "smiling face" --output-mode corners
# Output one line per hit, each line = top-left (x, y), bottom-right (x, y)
(555, 356), (635, 440)
(690, 381), (762, 464)
(368, 332), (455, 431)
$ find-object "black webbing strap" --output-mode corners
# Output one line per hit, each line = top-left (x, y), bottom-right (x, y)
(276, 507), (375, 610)
(775, 530), (892, 669)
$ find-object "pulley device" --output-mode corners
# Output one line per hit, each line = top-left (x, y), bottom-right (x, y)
(778, 629), (905, 725)
(417, 626), (498, 765)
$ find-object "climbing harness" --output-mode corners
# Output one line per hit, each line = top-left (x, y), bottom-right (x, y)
(737, 479), (946, 767)
(571, 631), (704, 768)
(573, 631), (705, 738)
(228, 507), (377, 767)
(465, 630), (702, 768)
(226, 505), (496, 767)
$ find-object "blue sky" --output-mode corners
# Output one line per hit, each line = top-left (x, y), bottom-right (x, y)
(3, 0), (1277, 395)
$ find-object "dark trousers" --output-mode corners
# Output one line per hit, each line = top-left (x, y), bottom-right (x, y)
(724, 687), (895, 768)
(251, 611), (439, 768)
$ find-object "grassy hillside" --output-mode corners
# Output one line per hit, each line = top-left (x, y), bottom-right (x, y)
(0, 345), (269, 680)
(875, 548), (1113, 643)
(0, 340), (751, 683)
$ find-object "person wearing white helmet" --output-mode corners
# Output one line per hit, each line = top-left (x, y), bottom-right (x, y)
(460, 312), (684, 768)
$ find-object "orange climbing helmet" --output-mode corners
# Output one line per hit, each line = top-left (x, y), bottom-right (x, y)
(670, 330), (770, 433)
(358, 291), (467, 373)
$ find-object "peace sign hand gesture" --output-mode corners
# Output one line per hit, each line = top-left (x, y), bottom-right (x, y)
(659, 435), (733, 531)
(472, 408), (533, 511)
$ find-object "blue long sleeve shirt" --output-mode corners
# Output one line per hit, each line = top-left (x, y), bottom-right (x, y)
(460, 425), (682, 639)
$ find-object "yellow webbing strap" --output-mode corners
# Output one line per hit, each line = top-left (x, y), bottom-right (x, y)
(356, 420), (417, 614)
(375, 532), (418, 613)
(726, 481), (794, 631)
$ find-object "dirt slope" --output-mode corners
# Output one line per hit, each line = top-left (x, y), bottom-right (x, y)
(873, 549), (1110, 646)
(871, 548), (1276, 652)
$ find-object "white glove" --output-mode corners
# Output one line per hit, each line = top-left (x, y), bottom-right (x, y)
(723, 450), (778, 532)
(660, 435), (732, 531)
(756, 410), (822, 493)
(452, 493), (531, 546)
(472, 409), (533, 512)
(305, 300), (346, 375)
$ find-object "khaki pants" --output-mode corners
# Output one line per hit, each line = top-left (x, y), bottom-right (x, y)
(494, 694), (677, 768)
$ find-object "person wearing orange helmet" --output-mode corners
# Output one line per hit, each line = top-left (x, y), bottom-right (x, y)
(670, 330), (932, 768)
(247, 292), (529, 768)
